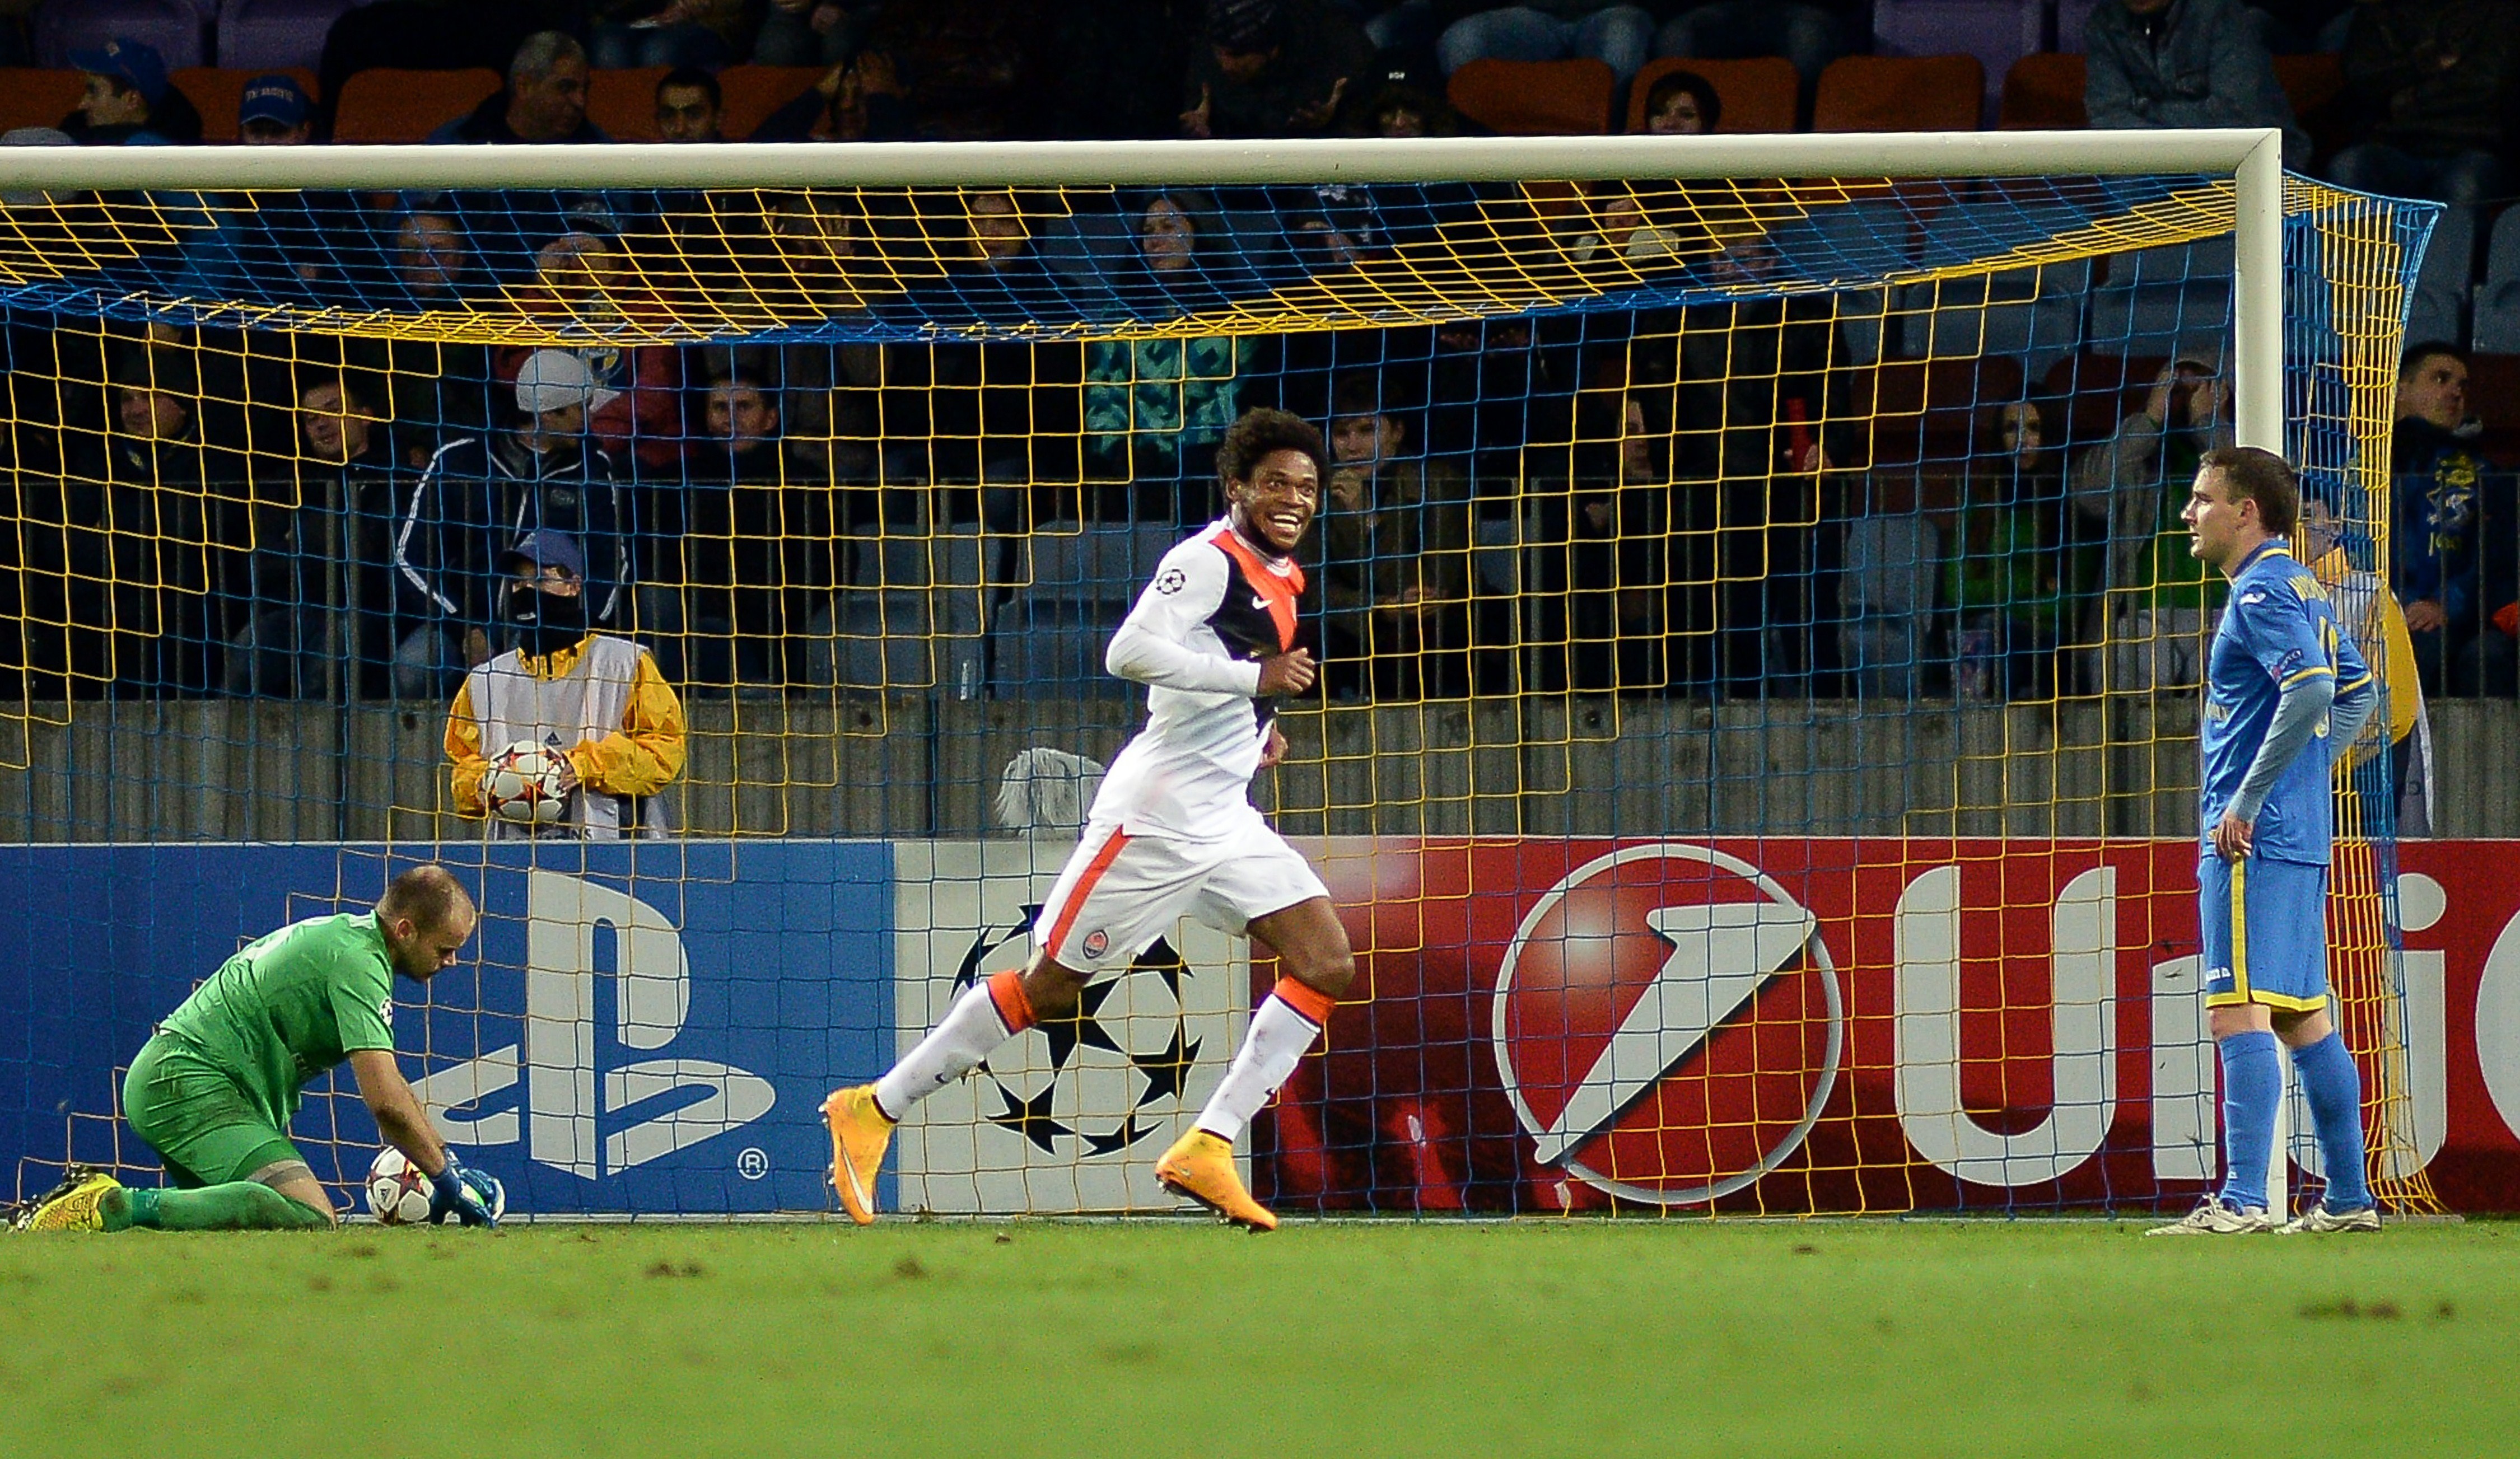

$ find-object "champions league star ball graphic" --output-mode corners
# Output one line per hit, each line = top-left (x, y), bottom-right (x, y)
(956, 910), (1204, 1156)
(1492, 844), (1844, 1206)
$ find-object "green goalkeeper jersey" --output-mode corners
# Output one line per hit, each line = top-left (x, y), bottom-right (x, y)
(156, 912), (399, 1128)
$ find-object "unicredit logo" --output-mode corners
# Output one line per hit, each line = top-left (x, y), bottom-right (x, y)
(1491, 844), (1844, 1205)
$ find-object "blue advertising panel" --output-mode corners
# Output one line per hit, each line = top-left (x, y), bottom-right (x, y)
(0, 841), (893, 1217)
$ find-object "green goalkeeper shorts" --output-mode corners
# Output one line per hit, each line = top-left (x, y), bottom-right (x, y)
(122, 1035), (305, 1188)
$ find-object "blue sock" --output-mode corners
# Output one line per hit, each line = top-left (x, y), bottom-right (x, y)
(2216, 1030), (2283, 1210)
(2293, 1031), (2373, 1211)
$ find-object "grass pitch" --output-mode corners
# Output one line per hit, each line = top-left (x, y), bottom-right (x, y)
(4, 1218), (2514, 1457)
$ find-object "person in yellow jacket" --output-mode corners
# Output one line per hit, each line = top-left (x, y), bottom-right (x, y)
(2302, 490), (2430, 837)
(446, 530), (687, 839)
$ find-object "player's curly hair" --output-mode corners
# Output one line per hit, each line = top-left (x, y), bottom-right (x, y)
(1215, 407), (1329, 490)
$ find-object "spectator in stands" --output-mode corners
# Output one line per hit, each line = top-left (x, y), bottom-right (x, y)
(750, 49), (914, 142)
(1436, 3), (1655, 84)
(1180, 0), (1373, 139)
(591, 0), (759, 70)
(1640, 67), (1718, 134)
(755, 0), (862, 67)
(655, 67), (726, 143)
(87, 348), (232, 695)
(1945, 400), (2066, 700)
(1287, 185), (1393, 270)
(672, 373), (834, 686)
(2069, 357), (2234, 691)
(2474, 475), (2519, 699)
(239, 76), (316, 147)
(2300, 479), (2433, 833)
(227, 370), (402, 697)
(393, 350), (630, 696)
(1366, 57), (1460, 138)
(1557, 387), (1686, 692)
(316, 1), (578, 119)
(2391, 342), (2490, 695)
(500, 236), (687, 477)
(62, 38), (202, 147)
(1085, 190), (1258, 515)
(393, 211), (477, 304)
(2327, 0), (2517, 209)
(1313, 373), (1474, 698)
(1654, 1), (1849, 95)
(445, 529), (686, 840)
(2085, 0), (2308, 166)
(430, 31), (604, 145)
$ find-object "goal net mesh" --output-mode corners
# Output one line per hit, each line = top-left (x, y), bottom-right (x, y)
(0, 162), (2442, 1219)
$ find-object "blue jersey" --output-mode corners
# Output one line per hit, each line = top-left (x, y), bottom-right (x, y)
(2200, 542), (2372, 865)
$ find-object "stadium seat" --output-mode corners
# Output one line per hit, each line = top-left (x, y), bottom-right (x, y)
(1861, 354), (2026, 465)
(717, 66), (824, 142)
(2470, 209), (2520, 353)
(34, 0), (204, 71)
(810, 529), (988, 693)
(329, 67), (501, 144)
(1624, 56), (1796, 134)
(586, 66), (670, 143)
(1893, 261), (2089, 382)
(1813, 55), (1984, 133)
(2084, 238), (2232, 361)
(1870, 0), (2045, 128)
(216, 0), (360, 74)
(1998, 53), (2086, 130)
(172, 67), (320, 144)
(1446, 57), (1616, 137)
(0, 67), (85, 135)
(2405, 206), (2475, 350)
(991, 523), (1179, 698)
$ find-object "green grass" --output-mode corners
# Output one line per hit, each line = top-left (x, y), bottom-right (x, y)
(4, 1218), (2516, 1457)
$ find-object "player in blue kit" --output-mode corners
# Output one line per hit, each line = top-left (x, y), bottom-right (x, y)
(2149, 447), (2382, 1236)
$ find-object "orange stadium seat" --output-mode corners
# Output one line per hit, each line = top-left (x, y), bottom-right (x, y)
(586, 66), (671, 142)
(1448, 57), (1617, 136)
(0, 68), (85, 136)
(173, 67), (321, 144)
(2000, 53), (2087, 129)
(1626, 56), (1798, 134)
(716, 66), (824, 142)
(1813, 54), (1984, 133)
(330, 67), (502, 144)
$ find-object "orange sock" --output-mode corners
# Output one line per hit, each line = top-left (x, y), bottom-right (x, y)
(987, 968), (1039, 1032)
(1272, 975), (1336, 1026)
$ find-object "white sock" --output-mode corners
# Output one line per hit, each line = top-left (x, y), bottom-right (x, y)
(874, 979), (1018, 1120)
(1193, 994), (1322, 1142)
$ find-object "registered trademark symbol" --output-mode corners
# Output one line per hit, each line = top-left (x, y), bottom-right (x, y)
(735, 1147), (769, 1180)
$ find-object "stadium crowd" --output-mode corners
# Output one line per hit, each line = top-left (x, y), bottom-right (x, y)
(0, 0), (2512, 717)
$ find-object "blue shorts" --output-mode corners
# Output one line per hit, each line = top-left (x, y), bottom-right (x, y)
(2199, 854), (2329, 1013)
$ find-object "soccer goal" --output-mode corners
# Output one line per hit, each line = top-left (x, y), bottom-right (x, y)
(0, 127), (2462, 1220)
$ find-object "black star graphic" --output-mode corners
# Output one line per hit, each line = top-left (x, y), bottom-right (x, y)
(984, 1077), (1074, 1154)
(1130, 1025), (1203, 1105)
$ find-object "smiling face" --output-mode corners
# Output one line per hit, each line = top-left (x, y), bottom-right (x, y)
(1227, 447), (1320, 555)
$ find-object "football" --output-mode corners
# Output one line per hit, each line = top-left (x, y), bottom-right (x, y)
(483, 739), (567, 826)
(365, 1147), (435, 1225)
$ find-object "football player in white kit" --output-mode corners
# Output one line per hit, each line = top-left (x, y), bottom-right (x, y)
(822, 408), (1355, 1231)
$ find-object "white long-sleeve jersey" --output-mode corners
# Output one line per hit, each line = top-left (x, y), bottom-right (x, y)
(1090, 517), (1304, 838)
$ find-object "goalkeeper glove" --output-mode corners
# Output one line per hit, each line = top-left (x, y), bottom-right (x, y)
(428, 1152), (503, 1228)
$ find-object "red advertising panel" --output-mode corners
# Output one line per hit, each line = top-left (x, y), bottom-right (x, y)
(1256, 839), (2520, 1215)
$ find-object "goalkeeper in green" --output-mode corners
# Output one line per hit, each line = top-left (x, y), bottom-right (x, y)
(13, 864), (503, 1232)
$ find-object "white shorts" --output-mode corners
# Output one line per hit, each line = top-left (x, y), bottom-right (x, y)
(1032, 816), (1329, 973)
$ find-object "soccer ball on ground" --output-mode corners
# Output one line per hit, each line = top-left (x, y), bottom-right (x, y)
(482, 739), (567, 826)
(365, 1147), (507, 1226)
(365, 1147), (435, 1225)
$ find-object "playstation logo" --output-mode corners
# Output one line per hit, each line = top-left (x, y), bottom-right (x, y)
(1491, 844), (1844, 1206)
(412, 871), (776, 1180)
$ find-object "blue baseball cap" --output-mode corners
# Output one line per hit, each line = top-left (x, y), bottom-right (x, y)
(69, 38), (169, 107)
(505, 529), (587, 579)
(239, 74), (311, 129)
